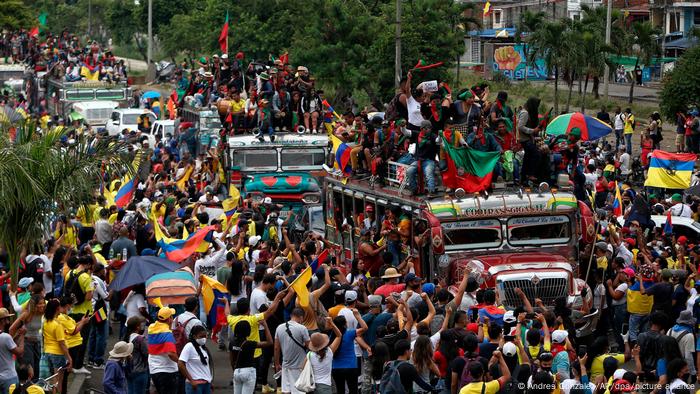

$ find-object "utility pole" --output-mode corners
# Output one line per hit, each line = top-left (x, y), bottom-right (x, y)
(603, 0), (612, 100)
(147, 0), (153, 65)
(395, 0), (402, 89)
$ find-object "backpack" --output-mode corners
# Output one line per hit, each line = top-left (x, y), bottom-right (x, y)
(379, 360), (407, 394)
(384, 94), (401, 122)
(173, 315), (198, 354)
(459, 354), (481, 388)
(19, 256), (44, 285)
(63, 270), (86, 305)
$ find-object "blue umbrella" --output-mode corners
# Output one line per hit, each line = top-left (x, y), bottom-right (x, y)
(109, 255), (180, 291)
(142, 91), (161, 99)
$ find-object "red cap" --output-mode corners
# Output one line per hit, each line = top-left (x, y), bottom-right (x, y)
(466, 323), (479, 334)
(621, 227), (631, 235)
(608, 181), (616, 190)
(624, 238), (636, 247)
(678, 236), (688, 245)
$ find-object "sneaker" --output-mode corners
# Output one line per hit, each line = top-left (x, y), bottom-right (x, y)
(85, 361), (95, 369)
(73, 367), (92, 375)
(262, 385), (275, 393)
(92, 363), (105, 370)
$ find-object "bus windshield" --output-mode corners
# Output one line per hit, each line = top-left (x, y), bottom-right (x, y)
(442, 219), (502, 251)
(507, 215), (571, 246)
(280, 148), (325, 170)
(232, 150), (278, 171)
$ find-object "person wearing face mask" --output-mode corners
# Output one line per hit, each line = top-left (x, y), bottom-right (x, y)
(178, 325), (212, 394)
(126, 316), (149, 394)
(103, 341), (133, 394)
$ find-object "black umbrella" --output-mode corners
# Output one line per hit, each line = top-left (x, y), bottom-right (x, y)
(109, 256), (181, 291)
(686, 184), (700, 197)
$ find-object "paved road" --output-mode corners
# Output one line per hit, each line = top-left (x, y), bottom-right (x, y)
(526, 79), (660, 103)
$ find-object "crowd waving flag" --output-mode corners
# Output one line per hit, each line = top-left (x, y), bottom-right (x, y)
(113, 178), (136, 208)
(290, 267), (312, 307)
(412, 59), (444, 71)
(150, 210), (215, 262)
(644, 150), (696, 189)
(612, 184), (623, 217)
(440, 134), (500, 193)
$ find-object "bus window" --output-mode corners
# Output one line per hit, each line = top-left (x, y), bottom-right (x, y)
(507, 216), (571, 246)
(231, 150), (278, 171)
(442, 219), (502, 251)
(280, 148), (326, 170)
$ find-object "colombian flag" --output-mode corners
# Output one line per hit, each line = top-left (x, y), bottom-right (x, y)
(309, 249), (329, 274)
(93, 306), (107, 323)
(80, 66), (100, 81)
(147, 321), (176, 355)
(478, 305), (505, 326)
(114, 177), (136, 208)
(644, 150), (696, 190)
(483, 1), (492, 17)
(612, 184), (623, 217)
(321, 99), (340, 121)
(200, 275), (230, 329)
(335, 142), (352, 176)
(664, 210), (673, 235)
(151, 210), (215, 262)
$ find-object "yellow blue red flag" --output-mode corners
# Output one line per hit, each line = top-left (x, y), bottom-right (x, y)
(644, 150), (695, 189)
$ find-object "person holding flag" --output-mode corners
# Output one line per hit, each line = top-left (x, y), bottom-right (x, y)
(147, 302), (179, 394)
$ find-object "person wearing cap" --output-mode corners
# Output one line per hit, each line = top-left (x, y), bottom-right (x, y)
(638, 267), (674, 313)
(255, 96), (275, 142)
(550, 330), (571, 380)
(667, 310), (696, 378)
(147, 304), (179, 393)
(594, 241), (610, 271)
(0, 307), (23, 393)
(102, 341), (133, 394)
(125, 316), (149, 394)
(374, 267), (406, 298)
(404, 120), (438, 196)
(607, 266), (633, 351)
(669, 193), (692, 218)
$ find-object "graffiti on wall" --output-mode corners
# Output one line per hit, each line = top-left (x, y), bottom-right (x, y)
(493, 44), (547, 80)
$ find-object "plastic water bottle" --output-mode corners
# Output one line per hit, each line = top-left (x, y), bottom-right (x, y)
(122, 248), (128, 261)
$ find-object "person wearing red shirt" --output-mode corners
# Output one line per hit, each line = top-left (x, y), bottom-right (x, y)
(373, 268), (406, 299)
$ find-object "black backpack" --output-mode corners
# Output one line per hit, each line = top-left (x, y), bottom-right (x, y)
(379, 360), (407, 394)
(19, 256), (44, 285)
(63, 270), (87, 304)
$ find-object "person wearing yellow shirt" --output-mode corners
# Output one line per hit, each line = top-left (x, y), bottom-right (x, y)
(9, 364), (46, 394)
(58, 297), (91, 376)
(623, 108), (635, 154)
(459, 350), (511, 394)
(54, 216), (78, 249)
(41, 299), (71, 392)
(65, 254), (95, 375)
(587, 336), (631, 380)
(228, 91), (246, 130)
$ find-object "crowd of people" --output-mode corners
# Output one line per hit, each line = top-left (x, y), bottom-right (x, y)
(4, 29), (700, 394)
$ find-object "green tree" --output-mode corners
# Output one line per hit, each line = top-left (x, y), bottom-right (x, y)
(0, 123), (132, 288)
(0, 0), (34, 31)
(528, 20), (568, 114)
(659, 45), (700, 119)
(627, 21), (661, 103)
(516, 10), (546, 82)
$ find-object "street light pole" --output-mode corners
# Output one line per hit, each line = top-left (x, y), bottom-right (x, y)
(395, 0), (402, 89)
(603, 0), (612, 101)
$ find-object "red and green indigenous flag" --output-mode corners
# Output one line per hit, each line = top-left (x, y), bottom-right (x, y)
(218, 11), (229, 53)
(441, 135), (500, 193)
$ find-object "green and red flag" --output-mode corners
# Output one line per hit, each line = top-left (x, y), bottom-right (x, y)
(29, 12), (48, 38)
(441, 135), (500, 193)
(412, 59), (444, 71)
(218, 11), (229, 53)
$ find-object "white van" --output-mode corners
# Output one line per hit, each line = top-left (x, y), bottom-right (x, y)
(105, 109), (156, 136)
(618, 214), (700, 243)
(68, 101), (119, 127)
(146, 120), (175, 146)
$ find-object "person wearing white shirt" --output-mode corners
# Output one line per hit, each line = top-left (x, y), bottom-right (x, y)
(669, 193), (692, 218)
(618, 146), (631, 176)
(178, 325), (212, 393)
(171, 297), (203, 339)
(193, 239), (228, 283)
(87, 264), (110, 368)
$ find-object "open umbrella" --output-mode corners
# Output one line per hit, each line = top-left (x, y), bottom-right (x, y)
(109, 256), (180, 291)
(142, 90), (161, 100)
(545, 112), (612, 141)
(146, 267), (197, 305)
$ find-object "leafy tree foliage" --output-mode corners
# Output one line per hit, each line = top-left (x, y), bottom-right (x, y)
(659, 46), (700, 119)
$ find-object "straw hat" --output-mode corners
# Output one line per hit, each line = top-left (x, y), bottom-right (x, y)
(308, 332), (330, 352)
(381, 268), (401, 279)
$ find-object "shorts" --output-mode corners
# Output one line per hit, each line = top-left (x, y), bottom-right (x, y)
(281, 367), (303, 394)
(41, 353), (67, 379)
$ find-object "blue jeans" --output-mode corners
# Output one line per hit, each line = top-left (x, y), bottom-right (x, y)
(185, 382), (211, 394)
(407, 159), (436, 193)
(88, 320), (108, 365)
(625, 133), (633, 156)
(127, 371), (149, 394)
(0, 377), (18, 394)
(628, 312), (648, 344)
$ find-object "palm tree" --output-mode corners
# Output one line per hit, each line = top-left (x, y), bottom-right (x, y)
(528, 20), (568, 114)
(516, 10), (546, 83)
(628, 21), (661, 103)
(0, 121), (132, 288)
(452, 2), (481, 83)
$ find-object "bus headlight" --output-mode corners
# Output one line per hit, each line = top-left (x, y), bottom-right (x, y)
(302, 193), (321, 204)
